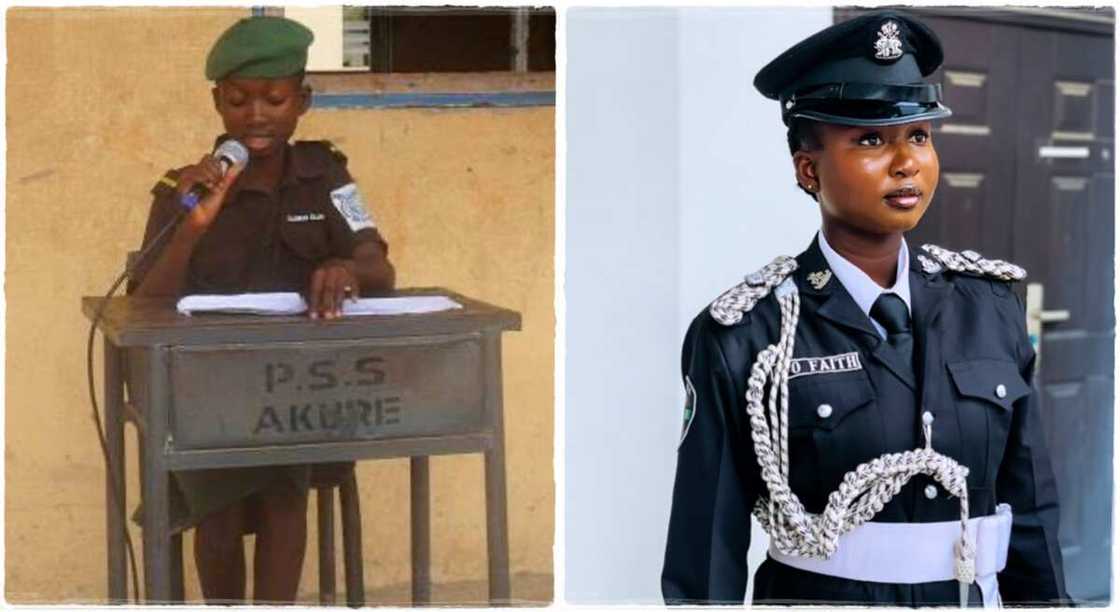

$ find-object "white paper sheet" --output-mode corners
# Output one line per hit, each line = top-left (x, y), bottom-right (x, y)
(176, 293), (306, 315)
(341, 295), (463, 316)
(176, 292), (462, 316)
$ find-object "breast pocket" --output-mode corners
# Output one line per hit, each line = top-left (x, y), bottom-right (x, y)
(279, 217), (331, 263)
(946, 359), (1030, 482)
(785, 371), (876, 510)
(189, 221), (251, 292)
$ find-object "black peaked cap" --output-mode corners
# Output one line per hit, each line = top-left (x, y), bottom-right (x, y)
(754, 11), (952, 126)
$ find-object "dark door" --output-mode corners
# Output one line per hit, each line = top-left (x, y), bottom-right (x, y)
(837, 8), (1115, 604)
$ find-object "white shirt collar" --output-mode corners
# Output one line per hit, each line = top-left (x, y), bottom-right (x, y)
(817, 230), (911, 338)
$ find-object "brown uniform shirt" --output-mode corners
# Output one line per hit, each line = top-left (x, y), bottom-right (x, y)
(129, 138), (387, 295)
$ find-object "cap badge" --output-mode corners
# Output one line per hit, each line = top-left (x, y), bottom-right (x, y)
(874, 20), (903, 61)
(807, 269), (832, 290)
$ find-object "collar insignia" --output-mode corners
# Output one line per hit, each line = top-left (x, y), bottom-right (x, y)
(874, 20), (903, 61)
(807, 269), (832, 290)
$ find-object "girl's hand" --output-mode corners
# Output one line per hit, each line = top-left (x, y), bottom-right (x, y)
(308, 258), (358, 319)
(175, 155), (246, 232)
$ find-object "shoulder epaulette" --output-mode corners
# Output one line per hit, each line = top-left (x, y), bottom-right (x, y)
(151, 170), (179, 197)
(918, 244), (1026, 281)
(293, 140), (349, 164)
(709, 256), (799, 326)
(324, 140), (348, 163)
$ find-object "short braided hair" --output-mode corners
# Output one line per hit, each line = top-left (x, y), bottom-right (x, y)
(786, 117), (822, 201)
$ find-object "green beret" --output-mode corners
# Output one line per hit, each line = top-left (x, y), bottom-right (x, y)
(205, 16), (314, 81)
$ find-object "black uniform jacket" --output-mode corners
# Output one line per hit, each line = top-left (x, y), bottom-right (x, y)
(662, 237), (1068, 606)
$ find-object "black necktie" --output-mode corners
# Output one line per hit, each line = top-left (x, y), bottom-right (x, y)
(870, 293), (913, 368)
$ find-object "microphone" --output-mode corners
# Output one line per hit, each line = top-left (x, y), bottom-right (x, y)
(180, 139), (250, 210)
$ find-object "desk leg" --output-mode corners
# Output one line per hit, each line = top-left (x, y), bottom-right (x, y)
(484, 445), (511, 605)
(141, 347), (172, 602)
(104, 339), (128, 603)
(482, 334), (511, 605)
(410, 457), (431, 605)
(340, 474), (365, 608)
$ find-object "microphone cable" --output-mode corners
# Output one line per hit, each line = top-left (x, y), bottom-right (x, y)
(85, 207), (186, 603)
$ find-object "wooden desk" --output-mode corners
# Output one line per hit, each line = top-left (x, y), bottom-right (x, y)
(82, 289), (521, 604)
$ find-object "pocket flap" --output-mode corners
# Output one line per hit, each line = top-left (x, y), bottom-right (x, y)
(279, 216), (331, 262)
(788, 373), (875, 431)
(946, 359), (1030, 411)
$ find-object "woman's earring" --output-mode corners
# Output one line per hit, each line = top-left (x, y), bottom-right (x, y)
(806, 183), (818, 192)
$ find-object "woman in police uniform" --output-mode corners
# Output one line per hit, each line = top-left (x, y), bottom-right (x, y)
(662, 11), (1068, 607)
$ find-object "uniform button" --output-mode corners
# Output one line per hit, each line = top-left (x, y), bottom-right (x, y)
(924, 485), (938, 500)
(922, 411), (934, 425)
(817, 404), (833, 419)
(995, 384), (1007, 399)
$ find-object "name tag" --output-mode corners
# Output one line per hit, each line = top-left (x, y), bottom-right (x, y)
(287, 212), (325, 223)
(789, 351), (862, 379)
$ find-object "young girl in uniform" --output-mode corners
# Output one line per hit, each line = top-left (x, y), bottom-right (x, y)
(129, 16), (394, 602)
(662, 11), (1068, 607)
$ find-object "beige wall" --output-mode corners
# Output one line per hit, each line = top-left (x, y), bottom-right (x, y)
(6, 8), (554, 603)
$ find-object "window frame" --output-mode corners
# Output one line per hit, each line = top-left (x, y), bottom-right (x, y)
(260, 5), (556, 109)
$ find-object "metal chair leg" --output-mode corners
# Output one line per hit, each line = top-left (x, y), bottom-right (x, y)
(171, 532), (185, 603)
(317, 487), (336, 605)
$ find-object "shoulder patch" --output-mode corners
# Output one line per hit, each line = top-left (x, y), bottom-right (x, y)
(330, 183), (376, 232)
(709, 255), (799, 326)
(678, 376), (698, 448)
(920, 244), (1026, 282)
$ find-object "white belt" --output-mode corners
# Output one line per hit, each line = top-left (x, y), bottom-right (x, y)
(769, 503), (1012, 608)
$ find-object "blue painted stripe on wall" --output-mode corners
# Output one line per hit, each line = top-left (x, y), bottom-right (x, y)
(312, 91), (556, 109)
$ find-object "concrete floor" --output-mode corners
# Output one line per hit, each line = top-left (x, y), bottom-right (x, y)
(304, 572), (553, 607)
